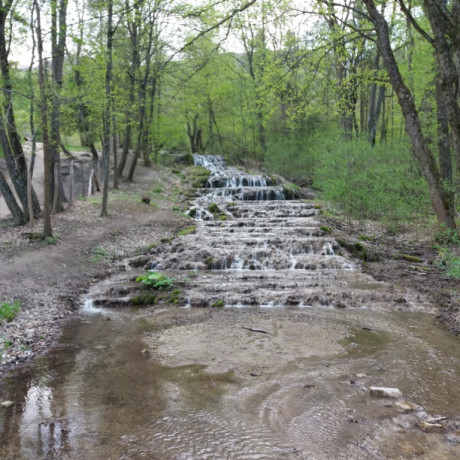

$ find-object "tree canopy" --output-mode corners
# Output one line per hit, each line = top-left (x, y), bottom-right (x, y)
(0, 0), (459, 233)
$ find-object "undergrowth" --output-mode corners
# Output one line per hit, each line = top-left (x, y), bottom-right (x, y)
(0, 301), (21, 323)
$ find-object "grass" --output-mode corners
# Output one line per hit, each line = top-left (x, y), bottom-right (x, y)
(0, 301), (21, 323)
(90, 245), (109, 262)
(177, 226), (196, 236)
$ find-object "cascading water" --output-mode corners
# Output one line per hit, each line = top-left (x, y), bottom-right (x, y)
(150, 154), (431, 310)
(2, 154), (459, 460)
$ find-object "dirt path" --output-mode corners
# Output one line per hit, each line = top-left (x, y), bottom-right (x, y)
(0, 162), (188, 371)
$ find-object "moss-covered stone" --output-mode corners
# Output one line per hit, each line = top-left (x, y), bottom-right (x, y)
(336, 239), (382, 262)
(131, 293), (157, 306)
(208, 203), (221, 214)
(188, 166), (211, 188)
(211, 300), (224, 308)
(400, 254), (423, 263)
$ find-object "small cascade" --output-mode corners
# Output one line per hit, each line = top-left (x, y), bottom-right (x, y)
(147, 154), (428, 310)
(193, 154), (285, 202)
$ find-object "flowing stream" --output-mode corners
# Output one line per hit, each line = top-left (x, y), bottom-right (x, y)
(1, 155), (460, 459)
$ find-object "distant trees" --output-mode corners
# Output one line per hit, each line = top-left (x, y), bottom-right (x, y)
(0, 0), (458, 232)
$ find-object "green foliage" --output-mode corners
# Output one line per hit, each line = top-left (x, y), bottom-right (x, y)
(437, 248), (460, 279)
(135, 271), (174, 290)
(177, 226), (196, 236)
(0, 301), (21, 323)
(435, 225), (460, 246)
(45, 236), (60, 245)
(311, 132), (430, 224)
(211, 299), (224, 308)
(168, 289), (181, 304)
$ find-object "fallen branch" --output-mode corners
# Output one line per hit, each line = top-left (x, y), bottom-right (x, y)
(242, 326), (268, 334)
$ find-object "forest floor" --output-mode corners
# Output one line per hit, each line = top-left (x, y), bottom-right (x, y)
(324, 214), (460, 335)
(0, 158), (459, 379)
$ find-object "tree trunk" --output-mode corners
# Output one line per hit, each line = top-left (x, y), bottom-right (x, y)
(436, 78), (453, 186)
(112, 114), (118, 189)
(101, 0), (113, 217)
(0, 171), (25, 225)
(423, 0), (460, 174)
(35, 0), (52, 237)
(364, 0), (457, 230)
(0, 3), (41, 221)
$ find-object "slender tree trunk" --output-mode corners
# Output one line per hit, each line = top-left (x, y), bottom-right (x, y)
(34, 0), (52, 237)
(112, 114), (118, 189)
(364, 0), (456, 230)
(101, 0), (113, 217)
(50, 0), (67, 213)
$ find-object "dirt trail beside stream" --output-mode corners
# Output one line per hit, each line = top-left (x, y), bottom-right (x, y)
(0, 162), (188, 372)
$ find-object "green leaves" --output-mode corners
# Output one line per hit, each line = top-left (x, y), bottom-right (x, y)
(135, 271), (174, 290)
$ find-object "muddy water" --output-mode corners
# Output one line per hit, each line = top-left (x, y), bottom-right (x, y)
(1, 155), (460, 459)
(1, 304), (460, 459)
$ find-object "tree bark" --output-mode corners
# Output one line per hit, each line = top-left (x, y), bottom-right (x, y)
(34, 0), (52, 237)
(422, 0), (460, 174)
(50, 0), (67, 213)
(364, 0), (456, 230)
(101, 0), (113, 217)
(0, 1), (41, 221)
(0, 170), (25, 225)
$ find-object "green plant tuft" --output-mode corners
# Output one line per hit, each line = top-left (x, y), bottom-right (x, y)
(177, 226), (196, 236)
(0, 301), (21, 323)
(135, 271), (174, 290)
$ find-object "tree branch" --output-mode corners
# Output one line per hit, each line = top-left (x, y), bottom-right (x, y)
(397, 0), (434, 45)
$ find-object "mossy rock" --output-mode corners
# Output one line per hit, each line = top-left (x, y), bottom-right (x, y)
(282, 182), (302, 199)
(206, 257), (214, 269)
(336, 239), (382, 262)
(188, 166), (211, 188)
(211, 300), (224, 308)
(208, 203), (221, 214)
(131, 293), (157, 306)
(400, 254), (423, 263)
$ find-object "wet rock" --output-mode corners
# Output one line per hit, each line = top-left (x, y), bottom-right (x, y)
(395, 401), (420, 412)
(369, 386), (403, 398)
(418, 420), (446, 433)
(1, 400), (14, 408)
(445, 429), (460, 444)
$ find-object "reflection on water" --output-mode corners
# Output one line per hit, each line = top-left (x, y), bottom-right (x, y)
(1, 304), (460, 459)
